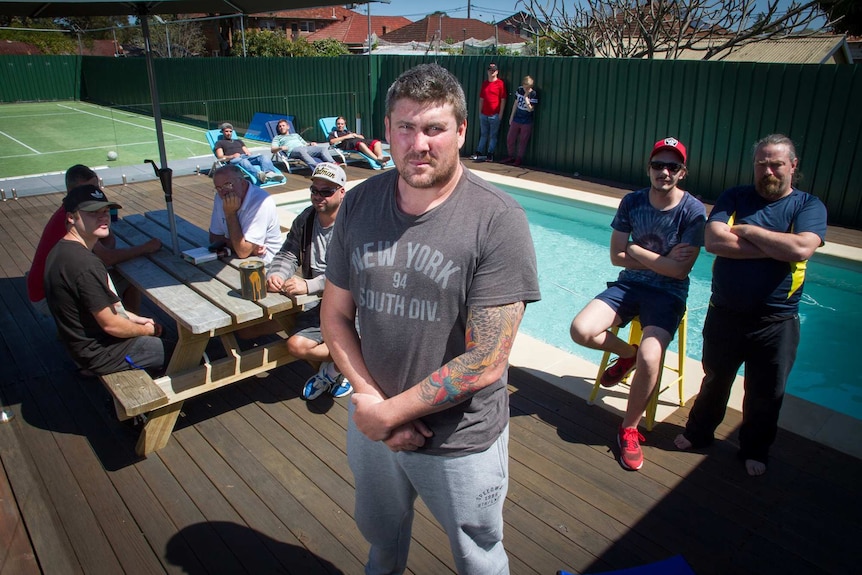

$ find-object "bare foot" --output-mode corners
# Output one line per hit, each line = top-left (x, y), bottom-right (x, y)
(674, 433), (693, 450)
(745, 459), (767, 476)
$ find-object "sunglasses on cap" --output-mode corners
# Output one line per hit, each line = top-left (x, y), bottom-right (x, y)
(309, 185), (340, 197)
(649, 161), (684, 173)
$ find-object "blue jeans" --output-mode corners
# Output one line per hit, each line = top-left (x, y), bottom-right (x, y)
(289, 145), (336, 168)
(477, 114), (502, 155)
(230, 154), (278, 175)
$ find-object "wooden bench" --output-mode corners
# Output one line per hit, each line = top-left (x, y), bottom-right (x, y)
(99, 370), (169, 420)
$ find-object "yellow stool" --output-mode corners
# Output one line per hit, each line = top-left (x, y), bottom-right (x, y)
(588, 310), (687, 431)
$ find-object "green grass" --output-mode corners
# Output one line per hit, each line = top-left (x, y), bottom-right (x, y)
(0, 101), (215, 178)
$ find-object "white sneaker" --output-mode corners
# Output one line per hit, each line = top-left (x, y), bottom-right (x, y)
(266, 170), (282, 181)
(258, 172), (268, 183)
(302, 362), (336, 400)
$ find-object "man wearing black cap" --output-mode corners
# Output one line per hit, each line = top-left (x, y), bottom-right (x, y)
(470, 62), (506, 163)
(569, 137), (706, 471)
(44, 185), (167, 376)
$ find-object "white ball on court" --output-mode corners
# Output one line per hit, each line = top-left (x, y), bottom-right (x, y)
(107, 151), (119, 161)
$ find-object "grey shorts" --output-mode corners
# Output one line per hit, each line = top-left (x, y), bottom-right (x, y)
(289, 304), (322, 344)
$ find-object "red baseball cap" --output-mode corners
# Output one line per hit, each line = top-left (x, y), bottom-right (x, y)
(650, 137), (687, 164)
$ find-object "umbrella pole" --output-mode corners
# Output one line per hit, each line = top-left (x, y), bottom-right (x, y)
(140, 10), (180, 256)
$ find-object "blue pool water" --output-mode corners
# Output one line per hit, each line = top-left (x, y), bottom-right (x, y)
(278, 187), (862, 420)
(502, 185), (862, 421)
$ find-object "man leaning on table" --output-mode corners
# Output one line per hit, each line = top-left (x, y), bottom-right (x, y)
(44, 185), (167, 376)
(266, 162), (352, 401)
(28, 164), (161, 316)
(209, 164), (282, 265)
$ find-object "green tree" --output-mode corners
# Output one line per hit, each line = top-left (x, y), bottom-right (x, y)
(311, 37), (349, 56)
(244, 29), (292, 57)
(128, 16), (206, 58)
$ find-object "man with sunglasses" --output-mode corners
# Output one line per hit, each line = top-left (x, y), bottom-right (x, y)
(570, 137), (706, 471)
(209, 164), (282, 265)
(266, 162), (351, 400)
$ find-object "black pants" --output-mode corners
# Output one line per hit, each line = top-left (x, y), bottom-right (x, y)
(684, 307), (799, 464)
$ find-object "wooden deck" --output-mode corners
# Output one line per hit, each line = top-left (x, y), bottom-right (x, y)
(0, 165), (859, 574)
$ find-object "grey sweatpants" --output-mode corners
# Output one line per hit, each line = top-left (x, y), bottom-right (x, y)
(347, 402), (509, 575)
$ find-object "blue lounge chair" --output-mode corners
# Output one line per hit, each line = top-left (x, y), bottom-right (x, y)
(318, 116), (393, 170)
(205, 128), (283, 188)
(265, 119), (345, 173)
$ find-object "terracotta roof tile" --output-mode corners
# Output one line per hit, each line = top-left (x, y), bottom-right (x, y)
(307, 15), (410, 45)
(380, 16), (523, 45)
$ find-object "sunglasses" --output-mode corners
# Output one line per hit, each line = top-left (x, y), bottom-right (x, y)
(649, 161), (684, 173)
(309, 186), (340, 197)
(214, 181), (234, 193)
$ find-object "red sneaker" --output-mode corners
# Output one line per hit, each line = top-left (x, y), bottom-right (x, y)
(600, 344), (638, 387)
(618, 426), (645, 470)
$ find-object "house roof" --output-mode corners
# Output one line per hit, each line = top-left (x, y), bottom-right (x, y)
(252, 6), (358, 22)
(380, 15), (524, 45)
(306, 14), (410, 45)
(0, 39), (40, 55)
(0, 38), (118, 56)
(672, 35), (853, 64)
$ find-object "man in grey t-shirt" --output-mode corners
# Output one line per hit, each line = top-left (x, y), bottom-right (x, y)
(322, 64), (540, 574)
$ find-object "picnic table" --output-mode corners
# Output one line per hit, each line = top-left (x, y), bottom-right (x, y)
(107, 210), (315, 456)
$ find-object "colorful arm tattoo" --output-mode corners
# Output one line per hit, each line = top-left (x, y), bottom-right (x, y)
(419, 301), (525, 406)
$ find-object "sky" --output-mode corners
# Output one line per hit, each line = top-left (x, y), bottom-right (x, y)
(362, 1), (800, 23)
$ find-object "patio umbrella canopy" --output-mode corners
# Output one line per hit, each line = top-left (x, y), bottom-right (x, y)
(1, 0), (376, 253)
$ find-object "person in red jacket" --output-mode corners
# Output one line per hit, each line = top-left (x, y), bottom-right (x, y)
(470, 63), (506, 163)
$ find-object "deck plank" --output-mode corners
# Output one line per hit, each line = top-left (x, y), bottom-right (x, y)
(0, 169), (859, 575)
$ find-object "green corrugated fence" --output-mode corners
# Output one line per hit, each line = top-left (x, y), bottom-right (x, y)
(1, 54), (859, 228)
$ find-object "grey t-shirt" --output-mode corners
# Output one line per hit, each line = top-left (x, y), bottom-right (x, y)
(326, 167), (541, 455)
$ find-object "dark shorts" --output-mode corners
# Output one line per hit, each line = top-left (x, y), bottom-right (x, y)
(595, 281), (686, 336)
(339, 137), (379, 152)
(289, 304), (322, 344)
(87, 335), (169, 376)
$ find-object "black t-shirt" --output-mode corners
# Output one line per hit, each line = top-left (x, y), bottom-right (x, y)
(215, 138), (245, 156)
(44, 239), (129, 370)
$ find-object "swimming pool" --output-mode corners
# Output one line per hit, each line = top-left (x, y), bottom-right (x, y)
(501, 185), (862, 422)
(277, 185), (862, 421)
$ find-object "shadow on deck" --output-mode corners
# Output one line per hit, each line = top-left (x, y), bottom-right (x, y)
(0, 170), (858, 574)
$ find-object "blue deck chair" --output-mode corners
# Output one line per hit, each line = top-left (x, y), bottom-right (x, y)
(265, 119), (345, 173)
(558, 555), (696, 575)
(318, 116), (394, 170)
(205, 129), (282, 188)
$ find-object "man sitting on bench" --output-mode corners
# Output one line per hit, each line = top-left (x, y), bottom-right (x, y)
(44, 185), (167, 376)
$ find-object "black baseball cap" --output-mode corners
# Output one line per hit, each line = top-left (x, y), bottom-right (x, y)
(63, 184), (122, 213)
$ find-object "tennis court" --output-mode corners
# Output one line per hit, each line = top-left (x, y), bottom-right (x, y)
(0, 101), (214, 179)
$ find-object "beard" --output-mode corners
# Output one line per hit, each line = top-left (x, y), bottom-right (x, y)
(398, 153), (459, 189)
(756, 175), (785, 200)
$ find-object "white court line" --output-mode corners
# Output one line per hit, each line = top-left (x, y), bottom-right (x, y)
(0, 130), (42, 154)
(0, 139), (197, 160)
(75, 101), (207, 134)
(57, 104), (203, 144)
